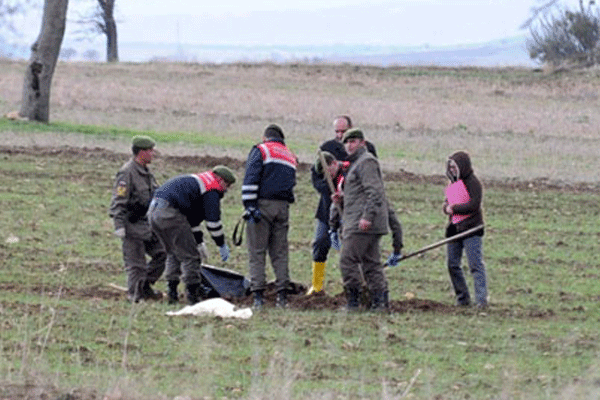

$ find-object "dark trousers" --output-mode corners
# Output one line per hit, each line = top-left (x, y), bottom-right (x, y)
(339, 232), (387, 293)
(312, 219), (331, 262)
(447, 234), (487, 306)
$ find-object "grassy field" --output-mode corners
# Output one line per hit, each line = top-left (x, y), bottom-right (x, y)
(1, 61), (600, 399)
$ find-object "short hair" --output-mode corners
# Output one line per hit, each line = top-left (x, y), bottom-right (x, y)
(264, 124), (284, 140)
(314, 151), (336, 174)
(335, 115), (353, 128)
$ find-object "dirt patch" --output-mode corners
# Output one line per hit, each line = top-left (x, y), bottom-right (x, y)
(1, 281), (539, 319)
(1, 144), (598, 192)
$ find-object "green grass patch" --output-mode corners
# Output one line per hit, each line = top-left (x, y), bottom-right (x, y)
(1, 143), (600, 400)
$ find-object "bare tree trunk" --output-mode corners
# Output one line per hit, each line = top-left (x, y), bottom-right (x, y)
(19, 0), (68, 122)
(105, 13), (118, 62)
(100, 0), (118, 62)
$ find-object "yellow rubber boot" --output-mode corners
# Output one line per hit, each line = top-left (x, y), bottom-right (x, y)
(307, 261), (326, 295)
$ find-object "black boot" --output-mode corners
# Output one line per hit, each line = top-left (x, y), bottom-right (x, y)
(142, 280), (163, 301)
(370, 291), (388, 312)
(276, 290), (288, 309)
(252, 290), (264, 310)
(186, 283), (201, 305)
(167, 280), (179, 304)
(343, 287), (360, 312)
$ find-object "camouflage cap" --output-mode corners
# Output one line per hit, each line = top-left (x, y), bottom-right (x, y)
(131, 135), (155, 149)
(212, 165), (236, 184)
(342, 128), (365, 143)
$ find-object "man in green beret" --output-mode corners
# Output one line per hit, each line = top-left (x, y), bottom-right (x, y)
(332, 128), (402, 311)
(148, 165), (236, 305)
(109, 135), (166, 302)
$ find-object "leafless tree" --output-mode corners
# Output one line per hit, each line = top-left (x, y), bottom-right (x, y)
(75, 0), (118, 62)
(19, 0), (68, 122)
(524, 0), (600, 66)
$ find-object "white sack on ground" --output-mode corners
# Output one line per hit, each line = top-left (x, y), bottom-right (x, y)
(166, 298), (252, 319)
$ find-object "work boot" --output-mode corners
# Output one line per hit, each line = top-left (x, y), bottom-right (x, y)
(252, 290), (264, 310)
(130, 280), (145, 303)
(370, 291), (388, 313)
(186, 283), (201, 305)
(276, 291), (288, 309)
(342, 287), (360, 312)
(142, 281), (163, 301)
(167, 280), (179, 304)
(306, 261), (326, 295)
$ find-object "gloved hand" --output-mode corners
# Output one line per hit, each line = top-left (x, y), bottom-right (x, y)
(243, 207), (262, 223)
(219, 244), (230, 262)
(386, 252), (402, 267)
(197, 242), (209, 261)
(329, 230), (341, 251)
(114, 227), (125, 239)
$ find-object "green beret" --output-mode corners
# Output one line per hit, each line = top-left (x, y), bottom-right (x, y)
(342, 128), (365, 143)
(131, 135), (155, 149)
(212, 165), (236, 185)
(314, 151), (336, 175)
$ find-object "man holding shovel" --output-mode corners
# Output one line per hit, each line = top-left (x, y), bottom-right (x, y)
(307, 151), (350, 295)
(443, 151), (487, 308)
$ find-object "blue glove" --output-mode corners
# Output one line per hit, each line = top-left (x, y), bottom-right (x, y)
(329, 230), (341, 251)
(243, 207), (261, 223)
(386, 252), (402, 267)
(219, 244), (230, 262)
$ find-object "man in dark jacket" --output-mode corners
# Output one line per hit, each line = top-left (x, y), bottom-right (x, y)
(109, 135), (166, 302)
(307, 151), (349, 294)
(242, 124), (297, 309)
(148, 165), (236, 305)
(443, 151), (487, 308)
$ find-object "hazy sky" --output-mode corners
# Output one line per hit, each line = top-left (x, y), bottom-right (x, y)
(16, 0), (590, 48)
(113, 0), (587, 47)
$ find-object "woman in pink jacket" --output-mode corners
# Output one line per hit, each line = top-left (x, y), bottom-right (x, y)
(443, 151), (487, 308)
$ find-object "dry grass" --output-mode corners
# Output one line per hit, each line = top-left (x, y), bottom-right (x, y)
(2, 60), (600, 183)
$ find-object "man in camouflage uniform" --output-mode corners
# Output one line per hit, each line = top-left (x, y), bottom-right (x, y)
(109, 136), (166, 302)
(333, 128), (398, 311)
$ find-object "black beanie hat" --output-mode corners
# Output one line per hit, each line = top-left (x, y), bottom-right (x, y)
(264, 124), (284, 140)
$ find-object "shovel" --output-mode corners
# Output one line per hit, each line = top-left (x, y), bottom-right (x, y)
(386, 224), (485, 266)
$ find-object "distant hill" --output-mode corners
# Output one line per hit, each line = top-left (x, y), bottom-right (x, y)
(114, 36), (536, 67)
(4, 36), (537, 67)
(324, 37), (536, 68)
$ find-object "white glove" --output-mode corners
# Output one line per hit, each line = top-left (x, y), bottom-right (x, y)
(197, 242), (209, 260)
(114, 227), (125, 239)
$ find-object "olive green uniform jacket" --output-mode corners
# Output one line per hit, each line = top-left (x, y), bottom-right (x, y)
(109, 158), (158, 239)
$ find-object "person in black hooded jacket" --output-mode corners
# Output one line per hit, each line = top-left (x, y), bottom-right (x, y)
(442, 151), (487, 308)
